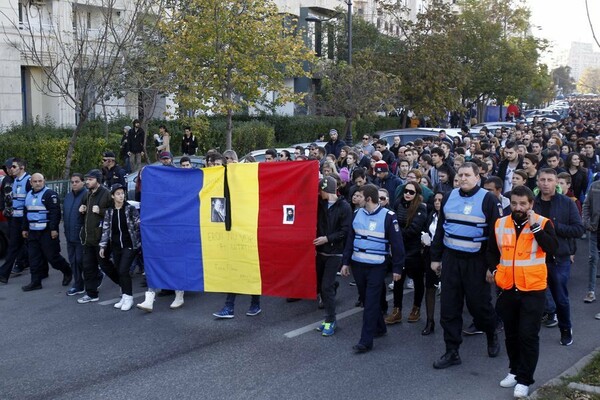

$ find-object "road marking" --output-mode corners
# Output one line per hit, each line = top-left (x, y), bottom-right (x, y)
(284, 290), (413, 339)
(99, 292), (146, 305)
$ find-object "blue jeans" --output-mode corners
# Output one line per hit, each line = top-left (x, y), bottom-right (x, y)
(589, 233), (598, 293)
(67, 241), (84, 291)
(225, 294), (260, 310)
(547, 259), (572, 330)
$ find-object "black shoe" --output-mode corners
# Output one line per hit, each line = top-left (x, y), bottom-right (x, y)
(422, 320), (435, 336)
(0, 276), (7, 284)
(11, 267), (25, 277)
(62, 273), (73, 287)
(487, 332), (501, 357)
(560, 328), (573, 346)
(433, 350), (461, 369)
(22, 282), (42, 292)
(317, 294), (324, 309)
(157, 289), (175, 297)
(352, 343), (372, 353)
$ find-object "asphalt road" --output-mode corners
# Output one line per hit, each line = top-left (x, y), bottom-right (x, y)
(1, 237), (599, 400)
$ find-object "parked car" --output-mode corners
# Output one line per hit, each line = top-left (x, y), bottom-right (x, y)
(375, 128), (461, 147)
(239, 147), (297, 163)
(470, 122), (516, 133)
(125, 156), (205, 200)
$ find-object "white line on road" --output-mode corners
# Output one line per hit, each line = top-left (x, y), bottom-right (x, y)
(99, 291), (146, 305)
(284, 290), (413, 339)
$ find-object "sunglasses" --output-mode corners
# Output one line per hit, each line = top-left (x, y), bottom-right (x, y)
(102, 159), (110, 162)
(10, 165), (19, 169)
(379, 196), (388, 201)
(362, 137), (369, 140)
(404, 189), (416, 195)
(279, 154), (285, 157)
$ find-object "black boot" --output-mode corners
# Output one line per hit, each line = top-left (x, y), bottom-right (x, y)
(422, 319), (435, 335)
(422, 288), (436, 335)
(487, 332), (500, 357)
(433, 350), (461, 369)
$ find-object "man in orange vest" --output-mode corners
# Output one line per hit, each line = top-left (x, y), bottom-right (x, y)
(486, 185), (558, 399)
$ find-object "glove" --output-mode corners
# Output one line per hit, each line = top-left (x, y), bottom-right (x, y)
(421, 231), (431, 246)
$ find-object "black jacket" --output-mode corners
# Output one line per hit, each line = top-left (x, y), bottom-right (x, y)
(316, 197), (352, 255)
(396, 201), (427, 259)
(181, 135), (198, 155)
(496, 157), (523, 193)
(102, 165), (126, 188)
(533, 193), (585, 262)
(127, 127), (146, 154)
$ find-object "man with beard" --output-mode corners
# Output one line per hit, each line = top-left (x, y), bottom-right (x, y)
(487, 185), (558, 399)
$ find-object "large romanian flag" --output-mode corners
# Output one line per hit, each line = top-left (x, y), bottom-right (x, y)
(140, 161), (319, 299)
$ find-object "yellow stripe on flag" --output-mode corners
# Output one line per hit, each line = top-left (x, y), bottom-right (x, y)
(201, 164), (261, 294)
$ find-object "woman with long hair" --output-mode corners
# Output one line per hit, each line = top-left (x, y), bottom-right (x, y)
(385, 182), (428, 325)
(420, 191), (444, 335)
(565, 152), (588, 202)
(336, 146), (351, 170)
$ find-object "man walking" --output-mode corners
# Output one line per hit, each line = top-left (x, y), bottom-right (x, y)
(64, 173), (88, 296)
(533, 168), (584, 346)
(0, 158), (31, 283)
(21, 173), (72, 291)
(77, 169), (115, 303)
(341, 184), (405, 353)
(431, 162), (502, 369)
(314, 176), (352, 336)
(487, 185), (558, 398)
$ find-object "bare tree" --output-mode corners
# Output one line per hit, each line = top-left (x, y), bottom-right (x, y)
(1, 0), (164, 178)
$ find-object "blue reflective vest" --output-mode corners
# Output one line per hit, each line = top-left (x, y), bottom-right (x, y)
(12, 173), (30, 218)
(442, 188), (488, 253)
(25, 187), (49, 231)
(351, 206), (390, 264)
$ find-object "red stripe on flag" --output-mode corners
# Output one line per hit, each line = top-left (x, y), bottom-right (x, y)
(257, 161), (319, 299)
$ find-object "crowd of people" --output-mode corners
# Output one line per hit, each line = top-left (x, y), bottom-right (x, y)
(1, 101), (600, 398)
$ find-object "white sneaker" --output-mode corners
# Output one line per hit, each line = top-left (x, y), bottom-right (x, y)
(584, 291), (596, 303)
(406, 279), (414, 289)
(513, 384), (529, 398)
(120, 295), (134, 311)
(595, 313), (600, 320)
(500, 373), (517, 388)
(77, 295), (99, 304)
(170, 290), (185, 309)
(388, 282), (394, 291)
(114, 295), (125, 309)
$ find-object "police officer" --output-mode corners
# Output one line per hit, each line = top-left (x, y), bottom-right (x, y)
(21, 173), (72, 291)
(341, 184), (405, 353)
(431, 162), (502, 369)
(0, 157), (31, 283)
(487, 185), (558, 399)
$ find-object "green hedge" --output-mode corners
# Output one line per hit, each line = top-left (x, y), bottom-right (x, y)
(0, 115), (399, 179)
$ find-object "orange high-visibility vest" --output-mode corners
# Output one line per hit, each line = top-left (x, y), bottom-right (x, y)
(494, 214), (549, 291)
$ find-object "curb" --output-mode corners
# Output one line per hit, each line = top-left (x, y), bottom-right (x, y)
(530, 346), (600, 399)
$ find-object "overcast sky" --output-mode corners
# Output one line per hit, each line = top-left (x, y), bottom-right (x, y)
(527, 0), (599, 50)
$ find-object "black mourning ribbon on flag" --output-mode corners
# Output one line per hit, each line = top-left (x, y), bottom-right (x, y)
(223, 165), (232, 231)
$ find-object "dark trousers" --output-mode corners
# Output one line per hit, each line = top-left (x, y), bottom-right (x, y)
(546, 259), (572, 330)
(0, 217), (28, 279)
(440, 250), (497, 351)
(28, 230), (71, 285)
(353, 261), (387, 348)
(82, 244), (115, 298)
(225, 293), (260, 309)
(316, 254), (341, 323)
(392, 256), (424, 309)
(67, 241), (84, 291)
(496, 289), (545, 386)
(101, 246), (136, 295)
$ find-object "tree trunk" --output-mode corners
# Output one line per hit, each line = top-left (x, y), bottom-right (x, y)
(226, 108), (233, 151)
(344, 117), (353, 146)
(63, 116), (87, 180)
